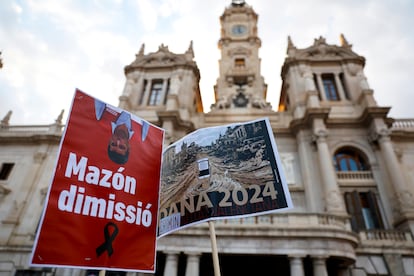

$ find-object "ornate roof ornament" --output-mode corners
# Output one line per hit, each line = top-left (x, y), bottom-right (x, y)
(339, 33), (352, 49)
(158, 43), (169, 52)
(287, 36), (295, 49)
(1, 110), (12, 127)
(125, 43), (200, 77)
(313, 36), (326, 46)
(285, 35), (364, 63)
(55, 109), (64, 124)
(137, 43), (145, 57)
(185, 40), (194, 59)
(287, 36), (297, 57)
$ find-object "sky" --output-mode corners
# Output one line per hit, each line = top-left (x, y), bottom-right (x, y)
(1, 0), (414, 125)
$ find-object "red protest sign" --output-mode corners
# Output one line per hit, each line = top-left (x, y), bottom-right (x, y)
(31, 89), (164, 273)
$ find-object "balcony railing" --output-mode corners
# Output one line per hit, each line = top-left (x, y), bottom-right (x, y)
(391, 119), (414, 130)
(336, 171), (373, 180)
(173, 213), (358, 246)
(0, 124), (64, 134)
(202, 213), (352, 231)
(336, 171), (375, 186)
(359, 229), (414, 248)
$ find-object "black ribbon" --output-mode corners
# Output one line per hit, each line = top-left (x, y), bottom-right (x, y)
(96, 222), (119, 258)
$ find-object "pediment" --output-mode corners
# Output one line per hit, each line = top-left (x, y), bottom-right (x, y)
(129, 45), (188, 67)
(289, 36), (364, 62)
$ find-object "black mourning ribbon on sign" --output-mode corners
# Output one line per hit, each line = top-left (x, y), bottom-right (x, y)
(96, 222), (119, 257)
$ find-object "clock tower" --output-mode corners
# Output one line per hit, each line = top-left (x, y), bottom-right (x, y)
(211, 0), (270, 110)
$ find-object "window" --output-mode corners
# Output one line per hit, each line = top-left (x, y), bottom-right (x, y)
(334, 148), (369, 171)
(322, 74), (339, 101)
(235, 58), (245, 68)
(148, 80), (163, 106)
(0, 163), (14, 180)
(344, 191), (384, 232)
(355, 255), (389, 275)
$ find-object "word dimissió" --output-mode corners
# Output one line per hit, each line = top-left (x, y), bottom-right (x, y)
(57, 152), (153, 227)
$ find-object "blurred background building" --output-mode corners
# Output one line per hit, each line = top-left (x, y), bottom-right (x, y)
(1, 1), (414, 275)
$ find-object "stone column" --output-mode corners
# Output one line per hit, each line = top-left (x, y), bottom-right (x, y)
(297, 131), (317, 211)
(334, 74), (346, 100)
(312, 256), (328, 276)
(164, 252), (179, 276)
(142, 78), (151, 106)
(161, 78), (169, 105)
(375, 129), (414, 214)
(134, 76), (144, 105)
(316, 74), (326, 101)
(185, 252), (201, 276)
(289, 255), (305, 276)
(313, 126), (346, 214)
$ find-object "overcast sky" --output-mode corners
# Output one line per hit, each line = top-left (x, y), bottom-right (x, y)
(1, 0), (413, 125)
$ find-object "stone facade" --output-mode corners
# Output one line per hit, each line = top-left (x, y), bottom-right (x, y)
(1, 1), (414, 275)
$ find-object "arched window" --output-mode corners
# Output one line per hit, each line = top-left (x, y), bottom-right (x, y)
(333, 147), (369, 171)
(335, 147), (384, 232)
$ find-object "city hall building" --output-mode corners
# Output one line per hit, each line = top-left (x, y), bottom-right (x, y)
(1, 1), (414, 275)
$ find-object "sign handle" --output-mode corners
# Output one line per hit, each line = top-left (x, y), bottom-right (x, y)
(208, 221), (221, 276)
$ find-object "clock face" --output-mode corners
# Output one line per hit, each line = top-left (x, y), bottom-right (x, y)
(232, 24), (247, 36)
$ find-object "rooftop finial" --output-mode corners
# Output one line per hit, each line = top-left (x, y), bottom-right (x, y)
(0, 51), (3, 69)
(1, 110), (12, 126)
(287, 36), (295, 49)
(287, 36), (297, 57)
(186, 40), (194, 58)
(158, 43), (169, 52)
(339, 33), (352, 48)
(55, 109), (64, 124)
(137, 43), (145, 56)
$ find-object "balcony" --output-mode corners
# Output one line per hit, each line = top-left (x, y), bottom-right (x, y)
(360, 229), (412, 241)
(176, 213), (357, 243)
(336, 171), (375, 187)
(158, 213), (359, 258)
(358, 229), (414, 253)
(391, 119), (414, 130)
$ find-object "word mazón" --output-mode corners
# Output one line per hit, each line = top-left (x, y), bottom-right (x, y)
(65, 152), (136, 195)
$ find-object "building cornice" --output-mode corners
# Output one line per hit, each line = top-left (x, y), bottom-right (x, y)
(282, 36), (366, 77)
(125, 44), (200, 80)
(289, 107), (331, 134)
(157, 110), (195, 132)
